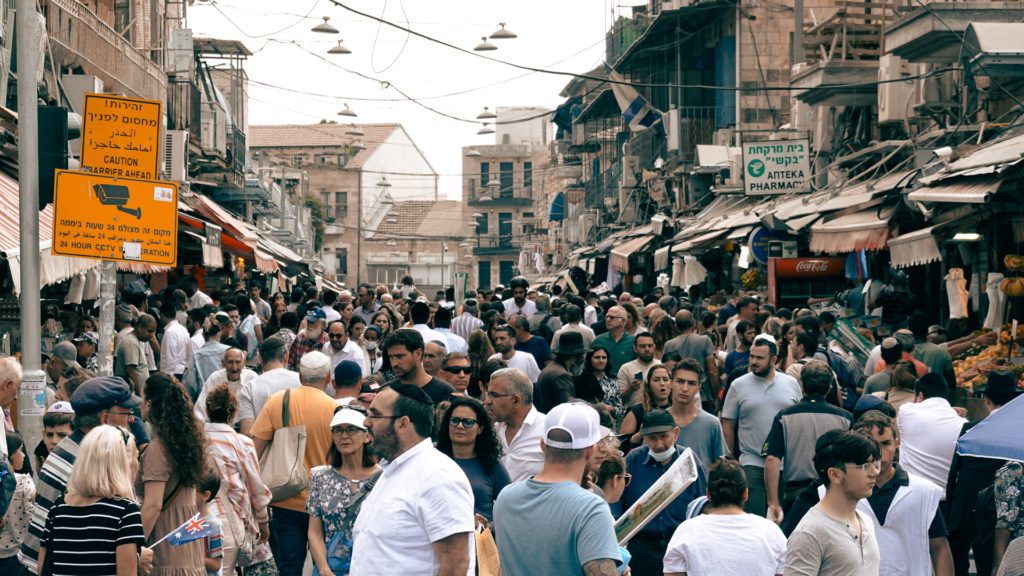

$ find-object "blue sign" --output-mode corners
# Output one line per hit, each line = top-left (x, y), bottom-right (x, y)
(748, 226), (791, 265)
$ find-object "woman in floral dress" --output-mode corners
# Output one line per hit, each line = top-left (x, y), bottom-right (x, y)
(307, 407), (381, 576)
(995, 460), (1024, 569)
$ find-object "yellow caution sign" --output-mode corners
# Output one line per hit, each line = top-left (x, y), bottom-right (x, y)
(51, 170), (178, 266)
(80, 93), (162, 180)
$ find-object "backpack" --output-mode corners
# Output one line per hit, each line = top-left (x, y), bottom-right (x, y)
(531, 314), (555, 344)
(819, 346), (861, 410)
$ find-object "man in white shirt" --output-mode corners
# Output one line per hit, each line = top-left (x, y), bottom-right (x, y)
(159, 303), (190, 380)
(321, 290), (342, 323)
(433, 307), (467, 354)
(485, 367), (547, 482)
(552, 304), (595, 350)
(409, 301), (447, 348)
(896, 372), (966, 493)
(584, 294), (600, 327)
(502, 277), (537, 319)
(185, 278), (213, 310)
(237, 336), (300, 436)
(186, 309), (207, 356)
(352, 383), (474, 575)
(194, 348), (257, 424)
(488, 325), (540, 383)
(451, 298), (484, 341)
(615, 333), (660, 408)
(321, 320), (369, 376)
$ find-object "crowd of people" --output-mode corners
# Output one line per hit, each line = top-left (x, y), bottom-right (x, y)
(0, 274), (1022, 576)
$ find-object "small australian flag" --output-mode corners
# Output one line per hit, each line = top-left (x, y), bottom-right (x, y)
(166, 513), (218, 546)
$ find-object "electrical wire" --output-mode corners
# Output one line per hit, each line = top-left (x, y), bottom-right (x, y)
(209, 0), (322, 40)
(369, 0), (410, 74)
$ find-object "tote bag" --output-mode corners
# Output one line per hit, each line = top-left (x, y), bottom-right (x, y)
(259, 389), (308, 502)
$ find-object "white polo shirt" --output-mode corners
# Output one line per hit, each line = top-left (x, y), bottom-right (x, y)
(321, 339), (369, 376)
(489, 351), (541, 383)
(897, 397), (966, 492)
(495, 406), (547, 483)
(351, 439), (475, 575)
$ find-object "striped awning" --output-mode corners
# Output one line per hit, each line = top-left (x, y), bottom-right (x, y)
(889, 225), (942, 268)
(809, 206), (894, 254)
(610, 235), (654, 273)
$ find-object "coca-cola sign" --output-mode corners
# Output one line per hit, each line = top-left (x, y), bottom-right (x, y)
(772, 257), (845, 278)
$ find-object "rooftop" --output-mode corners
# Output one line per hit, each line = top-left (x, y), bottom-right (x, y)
(248, 123), (401, 169)
(374, 200), (468, 238)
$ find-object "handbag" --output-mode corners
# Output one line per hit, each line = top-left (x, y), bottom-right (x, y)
(222, 490), (257, 567)
(258, 389), (308, 502)
(475, 518), (501, 576)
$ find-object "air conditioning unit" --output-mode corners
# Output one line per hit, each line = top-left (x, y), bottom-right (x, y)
(163, 130), (188, 181)
(666, 108), (680, 152)
(914, 63), (943, 111)
(878, 54), (915, 123)
(578, 210), (597, 243)
(813, 107), (834, 152)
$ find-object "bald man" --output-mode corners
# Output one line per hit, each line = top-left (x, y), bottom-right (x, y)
(591, 305), (637, 377)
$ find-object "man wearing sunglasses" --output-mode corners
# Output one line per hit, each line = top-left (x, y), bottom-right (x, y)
(440, 353), (472, 397)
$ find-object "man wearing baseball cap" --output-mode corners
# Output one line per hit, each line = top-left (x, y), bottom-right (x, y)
(71, 331), (99, 373)
(19, 376), (142, 572)
(493, 401), (621, 575)
(287, 307), (328, 372)
(44, 341), (80, 384)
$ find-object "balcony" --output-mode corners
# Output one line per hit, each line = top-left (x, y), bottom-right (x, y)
(43, 0), (166, 102)
(472, 235), (520, 256)
(465, 179), (533, 206)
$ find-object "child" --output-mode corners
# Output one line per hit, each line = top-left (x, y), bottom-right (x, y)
(196, 472), (225, 576)
(0, 432), (35, 574)
(34, 401), (74, 473)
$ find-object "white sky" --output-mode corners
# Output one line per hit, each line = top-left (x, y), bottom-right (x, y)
(188, 0), (630, 199)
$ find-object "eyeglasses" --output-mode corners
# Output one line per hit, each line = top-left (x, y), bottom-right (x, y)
(619, 473), (632, 486)
(332, 427), (364, 437)
(843, 461), (881, 473)
(449, 417), (478, 429)
(606, 316), (626, 321)
(444, 366), (472, 375)
(107, 409), (135, 420)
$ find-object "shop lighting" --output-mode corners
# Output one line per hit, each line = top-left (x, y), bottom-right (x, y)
(474, 37), (498, 51)
(476, 107), (497, 120)
(312, 16), (339, 34)
(489, 23), (517, 40)
(952, 232), (982, 242)
(337, 103), (357, 117)
(327, 41), (352, 55)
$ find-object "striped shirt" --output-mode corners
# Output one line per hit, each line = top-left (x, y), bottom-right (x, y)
(204, 423), (272, 531)
(41, 497), (145, 576)
(19, 430), (84, 572)
(451, 312), (483, 342)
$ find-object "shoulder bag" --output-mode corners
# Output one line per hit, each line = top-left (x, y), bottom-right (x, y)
(259, 389), (308, 502)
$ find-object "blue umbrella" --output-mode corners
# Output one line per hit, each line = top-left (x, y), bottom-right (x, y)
(956, 393), (1024, 461)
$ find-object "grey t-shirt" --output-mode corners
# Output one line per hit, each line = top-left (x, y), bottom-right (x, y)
(663, 333), (716, 367)
(864, 371), (891, 394)
(494, 479), (620, 576)
(722, 371), (801, 467)
(786, 507), (880, 576)
(677, 410), (726, 471)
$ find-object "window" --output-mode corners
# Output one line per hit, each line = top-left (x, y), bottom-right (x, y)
(480, 162), (490, 187)
(321, 192), (333, 219)
(317, 155), (330, 166)
(476, 213), (488, 235)
(522, 212), (534, 234)
(478, 261), (491, 290)
(114, 0), (132, 41)
(499, 261), (515, 285)
(293, 155), (305, 167)
(336, 249), (348, 277)
(335, 192), (348, 220)
(499, 162), (514, 198)
(524, 161), (533, 191)
(498, 213), (512, 241)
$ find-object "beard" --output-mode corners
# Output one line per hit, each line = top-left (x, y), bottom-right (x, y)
(307, 327), (323, 341)
(753, 364), (772, 378)
(369, 421), (400, 462)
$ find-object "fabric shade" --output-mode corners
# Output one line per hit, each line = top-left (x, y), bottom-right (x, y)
(809, 207), (894, 254)
(654, 246), (671, 271)
(907, 178), (1002, 204)
(610, 235), (654, 273)
(957, 394), (1024, 461)
(888, 225), (943, 268)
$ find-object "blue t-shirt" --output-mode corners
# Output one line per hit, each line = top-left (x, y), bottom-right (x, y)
(515, 336), (552, 368)
(494, 479), (620, 576)
(453, 457), (510, 522)
(724, 350), (750, 378)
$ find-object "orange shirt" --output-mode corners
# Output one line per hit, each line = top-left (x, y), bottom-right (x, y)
(250, 385), (336, 512)
(875, 352), (929, 379)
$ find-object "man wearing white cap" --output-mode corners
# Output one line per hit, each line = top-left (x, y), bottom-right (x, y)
(721, 334), (801, 518)
(493, 401), (621, 576)
(251, 350), (336, 576)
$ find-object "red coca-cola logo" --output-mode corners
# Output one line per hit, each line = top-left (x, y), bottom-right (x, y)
(795, 260), (831, 273)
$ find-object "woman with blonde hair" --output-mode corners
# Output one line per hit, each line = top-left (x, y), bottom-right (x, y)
(39, 425), (145, 576)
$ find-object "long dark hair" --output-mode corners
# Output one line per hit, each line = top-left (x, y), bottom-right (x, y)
(436, 397), (502, 474)
(144, 373), (207, 488)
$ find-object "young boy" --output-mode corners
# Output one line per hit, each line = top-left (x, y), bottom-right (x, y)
(196, 472), (225, 576)
(33, 401), (74, 472)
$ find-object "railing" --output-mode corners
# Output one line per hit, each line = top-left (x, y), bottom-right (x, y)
(473, 235), (520, 254)
(44, 0), (166, 102)
(673, 106), (719, 165)
(465, 179), (533, 203)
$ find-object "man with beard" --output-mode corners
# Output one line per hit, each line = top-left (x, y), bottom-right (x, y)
(352, 383), (474, 575)
(488, 325), (540, 384)
(382, 329), (454, 404)
(193, 348), (256, 424)
(502, 276), (536, 319)
(786, 430), (881, 575)
(534, 332), (586, 413)
(286, 307), (328, 371)
(721, 336), (801, 517)
(486, 368), (547, 483)
(620, 409), (708, 575)
(724, 319), (756, 384)
(615, 333), (660, 408)
(251, 351), (336, 576)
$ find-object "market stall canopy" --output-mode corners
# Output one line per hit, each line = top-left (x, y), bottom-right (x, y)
(0, 171), (100, 293)
(888, 225), (942, 268)
(610, 235), (654, 273)
(907, 177), (1004, 204)
(809, 204), (896, 254)
(956, 393), (1024, 461)
(186, 193), (278, 273)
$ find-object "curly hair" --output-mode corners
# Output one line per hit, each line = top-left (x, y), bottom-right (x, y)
(144, 373), (207, 488)
(205, 383), (237, 424)
(436, 396), (503, 474)
(649, 315), (678, 352)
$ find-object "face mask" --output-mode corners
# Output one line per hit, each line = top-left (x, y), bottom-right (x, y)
(649, 445), (676, 463)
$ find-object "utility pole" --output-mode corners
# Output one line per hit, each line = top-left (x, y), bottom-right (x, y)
(793, 0), (805, 67)
(16, 0), (44, 457)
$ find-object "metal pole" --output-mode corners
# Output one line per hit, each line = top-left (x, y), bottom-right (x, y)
(96, 261), (116, 376)
(16, 0), (44, 458)
(794, 0), (805, 66)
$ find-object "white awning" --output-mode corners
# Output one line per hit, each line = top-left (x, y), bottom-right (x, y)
(610, 235), (655, 273)
(889, 225), (942, 268)
(907, 178), (1003, 204)
(671, 229), (728, 254)
(809, 206), (894, 254)
(654, 246), (671, 271)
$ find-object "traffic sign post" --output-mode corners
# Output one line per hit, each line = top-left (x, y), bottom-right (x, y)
(51, 170), (179, 266)
(80, 93), (162, 179)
